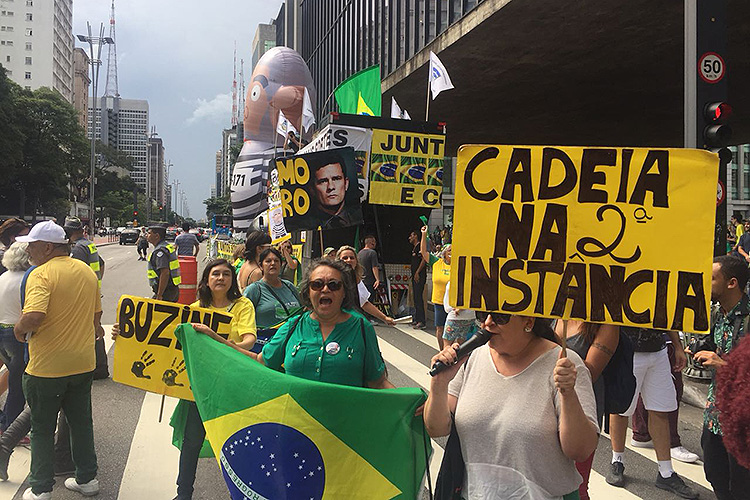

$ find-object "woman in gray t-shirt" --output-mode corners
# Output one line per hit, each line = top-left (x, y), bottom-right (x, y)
(424, 313), (599, 499)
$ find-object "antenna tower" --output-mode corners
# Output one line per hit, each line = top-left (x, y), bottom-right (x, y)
(238, 58), (245, 127)
(104, 0), (119, 97)
(231, 42), (238, 128)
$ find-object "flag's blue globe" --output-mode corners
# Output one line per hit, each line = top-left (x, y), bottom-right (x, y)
(220, 423), (325, 500)
(432, 67), (441, 79)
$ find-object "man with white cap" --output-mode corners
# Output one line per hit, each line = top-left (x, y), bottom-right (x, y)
(13, 221), (103, 499)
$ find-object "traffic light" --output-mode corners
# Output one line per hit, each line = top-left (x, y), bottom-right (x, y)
(703, 101), (732, 148)
(133, 210), (138, 217)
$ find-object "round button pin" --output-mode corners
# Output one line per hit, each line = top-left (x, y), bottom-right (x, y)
(325, 342), (340, 355)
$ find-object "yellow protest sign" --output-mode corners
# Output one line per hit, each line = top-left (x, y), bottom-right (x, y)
(215, 239), (237, 261)
(450, 146), (719, 333)
(113, 295), (233, 401)
(369, 129), (445, 208)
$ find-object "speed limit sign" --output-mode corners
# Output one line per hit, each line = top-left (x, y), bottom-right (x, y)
(699, 52), (725, 83)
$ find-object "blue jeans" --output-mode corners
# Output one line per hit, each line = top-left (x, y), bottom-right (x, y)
(0, 326), (26, 431)
(176, 401), (206, 499)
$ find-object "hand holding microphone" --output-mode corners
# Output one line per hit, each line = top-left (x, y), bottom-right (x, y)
(429, 328), (493, 377)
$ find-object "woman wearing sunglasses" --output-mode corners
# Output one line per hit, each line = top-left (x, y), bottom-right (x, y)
(336, 246), (396, 326)
(424, 312), (599, 499)
(197, 259), (395, 389)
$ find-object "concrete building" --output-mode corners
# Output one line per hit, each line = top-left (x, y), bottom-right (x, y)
(251, 23), (275, 71)
(88, 96), (149, 191)
(147, 133), (166, 211)
(220, 126), (239, 197)
(210, 185), (216, 199)
(72, 47), (89, 131)
(215, 150), (222, 198)
(272, 0), (300, 51)
(728, 144), (750, 220)
(165, 184), (172, 217)
(0, 0), (74, 101)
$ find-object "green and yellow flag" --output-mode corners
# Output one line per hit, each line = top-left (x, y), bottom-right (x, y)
(334, 65), (382, 116)
(175, 324), (430, 499)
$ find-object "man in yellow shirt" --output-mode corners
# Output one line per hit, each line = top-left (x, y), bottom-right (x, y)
(14, 221), (104, 499)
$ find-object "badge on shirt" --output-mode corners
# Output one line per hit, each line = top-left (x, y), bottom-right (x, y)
(156, 251), (164, 257)
(325, 342), (340, 355)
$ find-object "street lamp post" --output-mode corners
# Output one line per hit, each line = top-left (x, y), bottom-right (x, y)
(77, 23), (114, 233)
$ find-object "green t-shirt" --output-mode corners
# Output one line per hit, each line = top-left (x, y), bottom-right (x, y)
(262, 310), (385, 387)
(243, 279), (301, 329)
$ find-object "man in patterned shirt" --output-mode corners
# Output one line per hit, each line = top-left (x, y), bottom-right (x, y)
(690, 255), (750, 499)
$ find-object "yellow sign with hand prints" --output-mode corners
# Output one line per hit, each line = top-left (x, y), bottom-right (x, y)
(449, 145), (719, 334)
(113, 295), (233, 401)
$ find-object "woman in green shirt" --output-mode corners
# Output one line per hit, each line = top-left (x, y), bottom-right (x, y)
(196, 259), (395, 389)
(243, 247), (302, 353)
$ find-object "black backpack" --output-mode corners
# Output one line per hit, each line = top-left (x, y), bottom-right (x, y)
(602, 331), (637, 417)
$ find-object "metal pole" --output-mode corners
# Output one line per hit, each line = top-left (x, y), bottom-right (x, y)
(684, 0), (697, 148)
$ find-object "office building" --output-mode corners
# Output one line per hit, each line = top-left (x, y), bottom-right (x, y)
(220, 126), (239, 197)
(72, 47), (89, 130)
(215, 150), (222, 197)
(148, 133), (166, 209)
(0, 0), (74, 101)
(251, 23), (275, 71)
(89, 96), (149, 191)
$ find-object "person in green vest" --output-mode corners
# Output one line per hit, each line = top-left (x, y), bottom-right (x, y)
(64, 217), (108, 381)
(146, 225), (181, 303)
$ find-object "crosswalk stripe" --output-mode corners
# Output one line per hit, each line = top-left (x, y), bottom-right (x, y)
(601, 429), (711, 490)
(118, 393), (180, 500)
(588, 470), (642, 498)
(393, 323), (441, 349)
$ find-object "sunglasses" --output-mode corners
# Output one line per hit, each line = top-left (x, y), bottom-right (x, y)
(309, 279), (343, 292)
(475, 311), (511, 325)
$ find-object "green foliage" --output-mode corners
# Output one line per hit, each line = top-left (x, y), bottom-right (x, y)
(0, 67), (89, 220)
(203, 194), (232, 219)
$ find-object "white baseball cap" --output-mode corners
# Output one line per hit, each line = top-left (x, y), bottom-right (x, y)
(16, 220), (68, 244)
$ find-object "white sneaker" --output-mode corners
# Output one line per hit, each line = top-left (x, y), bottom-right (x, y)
(22, 488), (51, 500)
(64, 477), (100, 496)
(671, 446), (700, 463)
(630, 438), (654, 448)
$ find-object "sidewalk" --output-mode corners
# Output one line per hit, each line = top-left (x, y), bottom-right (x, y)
(93, 235), (120, 247)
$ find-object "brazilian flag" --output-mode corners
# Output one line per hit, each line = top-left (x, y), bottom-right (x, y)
(175, 325), (430, 499)
(334, 66), (382, 116)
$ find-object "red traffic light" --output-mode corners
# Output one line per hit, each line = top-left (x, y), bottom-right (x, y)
(704, 102), (733, 122)
(134, 211), (138, 216)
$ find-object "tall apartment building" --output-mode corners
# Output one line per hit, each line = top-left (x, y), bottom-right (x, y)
(251, 23), (275, 71)
(88, 96), (149, 191)
(148, 133), (166, 208)
(215, 150), (222, 197)
(220, 126), (239, 197)
(72, 47), (89, 130)
(0, 0), (74, 101)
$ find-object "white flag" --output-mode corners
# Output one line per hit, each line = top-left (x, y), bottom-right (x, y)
(390, 97), (411, 120)
(429, 51), (454, 99)
(276, 109), (298, 137)
(302, 88), (316, 132)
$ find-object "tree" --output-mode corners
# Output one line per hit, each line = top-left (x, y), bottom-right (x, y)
(204, 195), (232, 219)
(0, 76), (89, 220)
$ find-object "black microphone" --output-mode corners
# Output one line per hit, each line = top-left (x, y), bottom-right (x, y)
(429, 328), (492, 376)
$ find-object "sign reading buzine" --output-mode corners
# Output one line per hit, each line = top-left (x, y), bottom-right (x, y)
(113, 296), (234, 401)
(449, 146), (719, 333)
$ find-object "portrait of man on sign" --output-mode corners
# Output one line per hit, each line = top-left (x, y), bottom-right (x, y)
(307, 148), (363, 230)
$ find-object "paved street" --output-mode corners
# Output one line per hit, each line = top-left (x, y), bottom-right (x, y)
(0, 243), (715, 499)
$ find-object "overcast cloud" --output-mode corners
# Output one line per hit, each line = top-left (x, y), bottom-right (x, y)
(73, 0), (282, 220)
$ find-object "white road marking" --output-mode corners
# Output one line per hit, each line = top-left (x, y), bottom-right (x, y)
(588, 469), (642, 498)
(393, 323), (441, 350)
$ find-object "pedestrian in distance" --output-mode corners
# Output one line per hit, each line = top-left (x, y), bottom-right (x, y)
(196, 258), (396, 390)
(174, 222), (200, 257)
(337, 246), (395, 326)
(686, 255), (750, 499)
(237, 231), (271, 289)
(14, 221), (104, 499)
(323, 246), (336, 260)
(136, 229), (148, 261)
(606, 325), (698, 499)
(441, 282), (478, 347)
(419, 226), (451, 349)
(408, 230), (426, 329)
(357, 236), (380, 301)
(146, 225), (181, 302)
(424, 312), (599, 499)
(554, 320), (619, 500)
(278, 239), (301, 285)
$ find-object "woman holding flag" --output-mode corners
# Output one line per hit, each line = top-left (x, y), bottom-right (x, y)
(196, 259), (395, 389)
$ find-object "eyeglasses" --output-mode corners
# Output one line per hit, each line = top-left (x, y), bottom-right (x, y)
(309, 279), (343, 292)
(475, 311), (511, 325)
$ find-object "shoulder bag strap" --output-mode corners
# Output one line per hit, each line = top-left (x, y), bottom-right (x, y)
(261, 281), (291, 315)
(360, 318), (367, 387)
(281, 313), (304, 354)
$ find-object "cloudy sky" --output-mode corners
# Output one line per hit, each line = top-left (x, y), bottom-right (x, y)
(73, 0), (282, 220)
